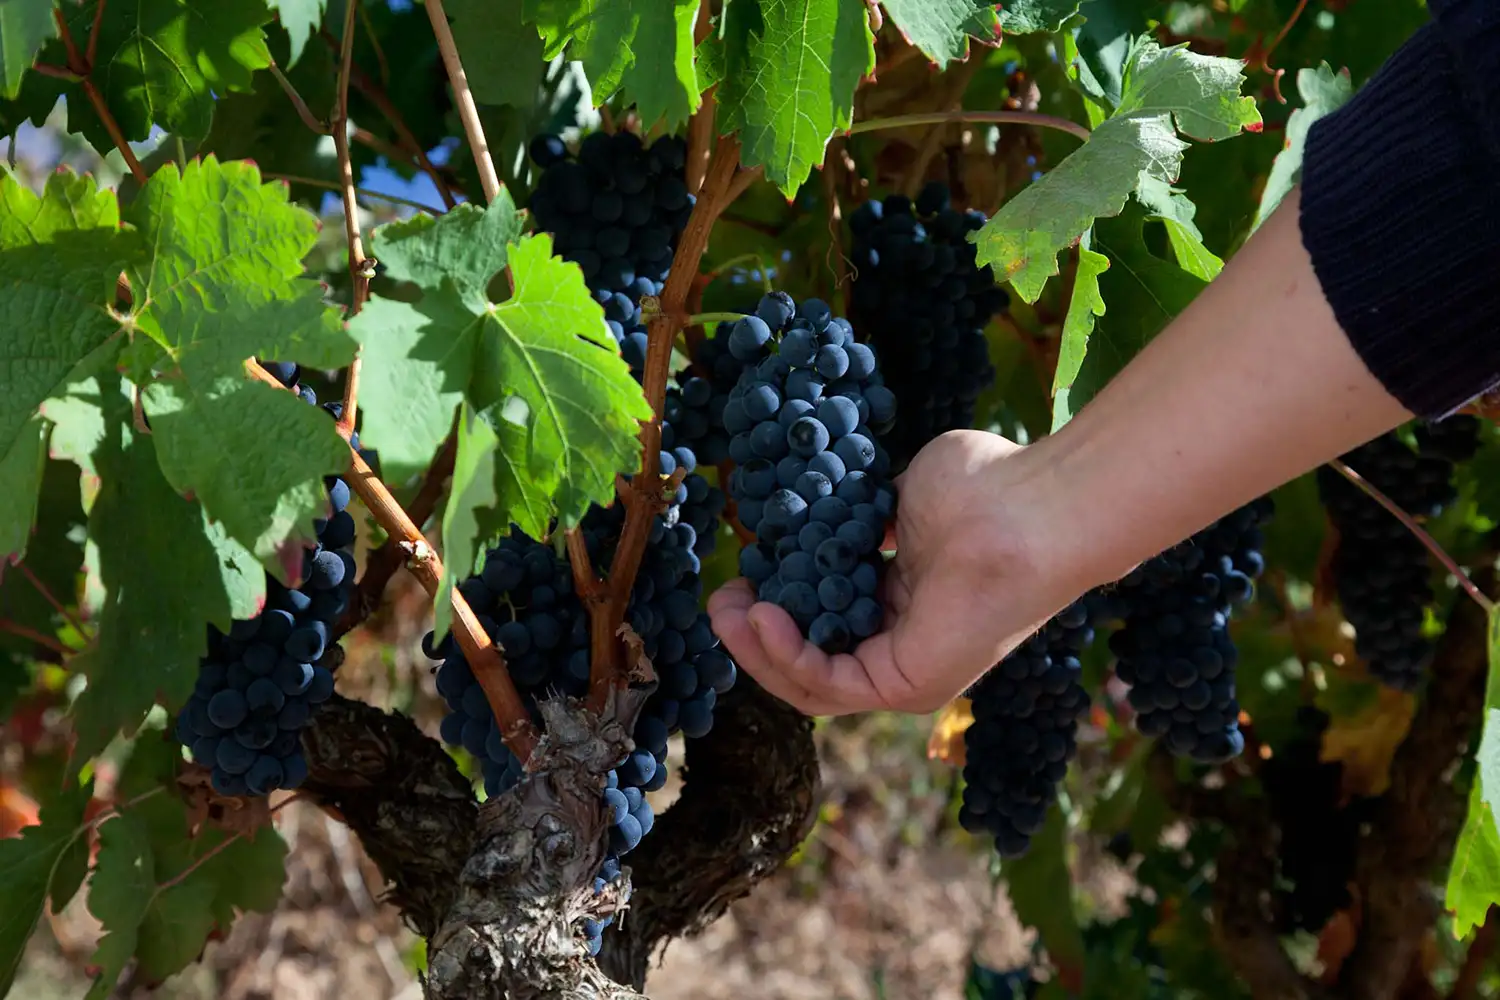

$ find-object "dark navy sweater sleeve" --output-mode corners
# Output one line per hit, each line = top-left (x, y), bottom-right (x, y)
(1298, 0), (1500, 419)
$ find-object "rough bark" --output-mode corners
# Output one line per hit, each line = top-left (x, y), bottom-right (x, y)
(598, 678), (820, 987)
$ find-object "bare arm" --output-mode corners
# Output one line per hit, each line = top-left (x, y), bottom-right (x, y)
(709, 190), (1413, 717)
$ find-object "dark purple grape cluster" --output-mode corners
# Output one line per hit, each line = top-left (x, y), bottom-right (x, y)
(174, 365), (357, 796)
(721, 292), (899, 653)
(527, 130), (691, 375)
(1109, 498), (1273, 763)
(959, 598), (1096, 858)
(848, 182), (1007, 471)
(1316, 417), (1480, 690)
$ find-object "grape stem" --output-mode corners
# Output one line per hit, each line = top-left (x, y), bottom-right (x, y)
(423, 0), (503, 206)
(821, 138), (850, 314)
(847, 110), (1092, 143)
(0, 619), (79, 658)
(683, 311), (749, 327)
(268, 60), (327, 134)
(1328, 459), (1494, 614)
(244, 358), (540, 760)
(587, 136), (747, 711)
(51, 6), (146, 185)
(331, 0), (368, 437)
(16, 562), (88, 640)
(263, 172), (444, 215)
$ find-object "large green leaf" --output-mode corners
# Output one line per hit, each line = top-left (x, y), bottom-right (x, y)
(449, 0), (545, 110)
(433, 404), (512, 637)
(1051, 208), (1206, 430)
(1448, 612), (1500, 936)
(879, 0), (997, 64)
(49, 375), (263, 762)
(355, 197), (525, 484)
(0, 0), (55, 99)
(974, 36), (1260, 301)
(717, 0), (874, 196)
(267, 0), (325, 66)
(1003, 806), (1085, 982)
(0, 781), (93, 995)
(124, 157), (355, 574)
(1252, 63), (1352, 231)
(351, 214), (649, 539)
(20, 0), (273, 154)
(0, 169), (140, 471)
(85, 769), (287, 998)
(525, 0), (701, 129)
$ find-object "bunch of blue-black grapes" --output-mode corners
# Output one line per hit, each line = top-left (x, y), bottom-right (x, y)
(848, 183), (1008, 472)
(527, 130), (691, 376)
(959, 597), (1098, 857)
(173, 363), (357, 796)
(1316, 417), (1480, 690)
(1108, 497), (1273, 763)
(717, 292), (899, 653)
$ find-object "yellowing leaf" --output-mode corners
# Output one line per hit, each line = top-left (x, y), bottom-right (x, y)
(928, 697), (973, 766)
(1319, 685), (1416, 799)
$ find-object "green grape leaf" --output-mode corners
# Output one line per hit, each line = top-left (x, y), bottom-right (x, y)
(356, 197), (524, 484)
(86, 794), (287, 997)
(717, 0), (874, 196)
(1052, 247), (1108, 397)
(0, 169), (140, 472)
(448, 0), (545, 109)
(1449, 702), (1500, 937)
(0, 414), (47, 561)
(123, 157), (354, 574)
(974, 37), (1260, 301)
(1161, 218), (1222, 281)
(37, 0), (273, 154)
(0, 0), (56, 99)
(267, 0), (325, 67)
(353, 221), (648, 533)
(434, 404), (506, 637)
(996, 0), (1081, 34)
(695, 31), (725, 92)
(0, 781), (92, 996)
(1051, 208), (1206, 430)
(879, 0), (997, 65)
(1253, 63), (1352, 231)
(470, 232), (651, 528)
(57, 375), (263, 763)
(525, 0), (701, 129)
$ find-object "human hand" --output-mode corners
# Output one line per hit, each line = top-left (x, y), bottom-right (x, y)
(708, 430), (1094, 716)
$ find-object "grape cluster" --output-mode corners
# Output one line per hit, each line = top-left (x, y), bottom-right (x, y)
(424, 361), (734, 956)
(527, 131), (691, 375)
(1317, 417), (1480, 689)
(719, 292), (899, 653)
(1108, 498), (1273, 763)
(1262, 707), (1375, 933)
(174, 365), (355, 797)
(848, 183), (1007, 471)
(959, 598), (1097, 857)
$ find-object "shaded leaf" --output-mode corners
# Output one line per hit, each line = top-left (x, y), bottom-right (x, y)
(717, 0), (874, 196)
(0, 414), (47, 561)
(997, 0), (1081, 34)
(448, 0), (545, 109)
(1449, 705), (1500, 936)
(880, 0), (997, 64)
(0, 780), (91, 995)
(1253, 63), (1352, 231)
(267, 0), (325, 67)
(0, 0), (55, 99)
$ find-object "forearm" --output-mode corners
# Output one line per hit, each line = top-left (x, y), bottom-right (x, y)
(1022, 189), (1412, 591)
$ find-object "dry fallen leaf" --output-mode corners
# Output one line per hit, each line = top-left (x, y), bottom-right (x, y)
(927, 698), (973, 767)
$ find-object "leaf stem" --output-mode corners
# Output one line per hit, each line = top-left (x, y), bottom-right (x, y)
(0, 619), (78, 657)
(423, 0), (503, 205)
(847, 110), (1091, 143)
(86, 0), (106, 72)
(53, 8), (145, 185)
(263, 172), (443, 214)
(1329, 458), (1495, 613)
(268, 60), (328, 134)
(17, 562), (87, 639)
(821, 138), (850, 313)
(243, 359), (539, 760)
(684, 311), (748, 327)
(331, 0), (368, 437)
(589, 138), (744, 710)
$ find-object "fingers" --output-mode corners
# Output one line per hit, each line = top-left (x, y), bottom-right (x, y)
(709, 581), (834, 714)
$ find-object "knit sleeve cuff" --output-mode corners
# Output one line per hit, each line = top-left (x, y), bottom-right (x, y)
(1298, 10), (1500, 420)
